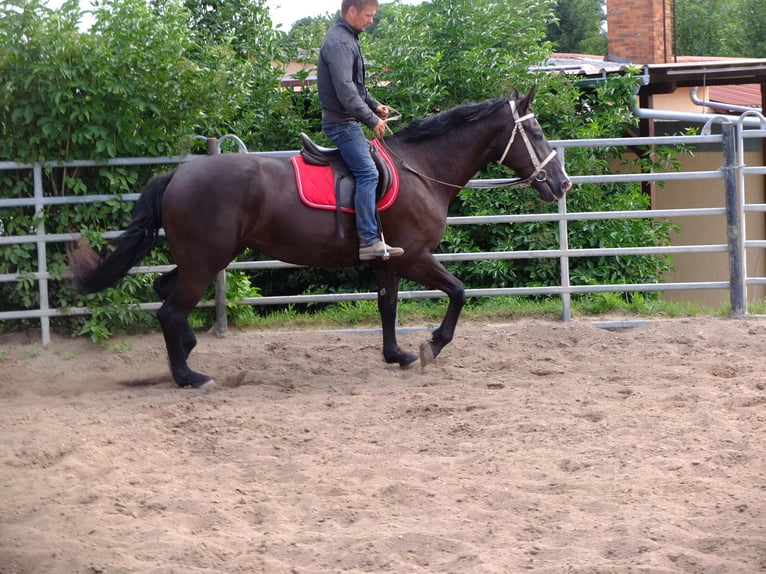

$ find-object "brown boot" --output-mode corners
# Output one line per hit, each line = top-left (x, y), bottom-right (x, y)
(359, 240), (404, 261)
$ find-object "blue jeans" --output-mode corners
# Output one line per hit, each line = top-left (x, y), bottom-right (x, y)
(322, 120), (380, 246)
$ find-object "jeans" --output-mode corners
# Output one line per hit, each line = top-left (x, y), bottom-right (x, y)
(322, 120), (380, 246)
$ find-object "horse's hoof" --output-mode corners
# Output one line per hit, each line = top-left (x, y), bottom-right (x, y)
(419, 341), (435, 368)
(195, 379), (216, 391)
(399, 353), (419, 369)
(180, 376), (216, 390)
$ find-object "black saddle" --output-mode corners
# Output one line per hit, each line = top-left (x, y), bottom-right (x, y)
(300, 133), (393, 238)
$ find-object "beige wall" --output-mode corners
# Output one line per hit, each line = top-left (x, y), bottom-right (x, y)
(653, 89), (703, 113)
(654, 150), (766, 306)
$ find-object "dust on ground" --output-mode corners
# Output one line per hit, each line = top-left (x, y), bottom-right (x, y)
(1, 317), (764, 573)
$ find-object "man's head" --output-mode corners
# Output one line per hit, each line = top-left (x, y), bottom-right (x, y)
(341, 0), (379, 32)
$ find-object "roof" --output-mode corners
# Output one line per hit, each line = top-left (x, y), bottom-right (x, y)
(644, 58), (766, 94)
(708, 84), (762, 111)
(542, 53), (765, 114)
(536, 53), (628, 77)
(281, 52), (766, 111)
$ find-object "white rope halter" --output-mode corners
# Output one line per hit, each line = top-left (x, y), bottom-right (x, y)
(497, 100), (557, 184)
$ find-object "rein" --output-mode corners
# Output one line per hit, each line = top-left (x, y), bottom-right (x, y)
(381, 99), (557, 190)
(381, 142), (466, 190)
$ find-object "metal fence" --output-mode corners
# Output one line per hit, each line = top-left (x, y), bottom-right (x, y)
(2, 115), (765, 344)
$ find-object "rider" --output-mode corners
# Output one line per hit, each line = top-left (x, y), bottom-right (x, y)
(317, 0), (404, 261)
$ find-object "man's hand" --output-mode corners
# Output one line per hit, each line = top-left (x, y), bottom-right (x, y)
(375, 105), (390, 120)
(373, 119), (387, 138)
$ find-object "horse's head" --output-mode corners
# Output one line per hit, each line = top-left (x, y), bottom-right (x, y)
(497, 87), (572, 201)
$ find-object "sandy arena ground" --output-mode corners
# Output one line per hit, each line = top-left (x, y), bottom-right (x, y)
(1, 317), (764, 573)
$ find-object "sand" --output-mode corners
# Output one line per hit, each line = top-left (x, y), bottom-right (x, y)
(0, 316), (764, 573)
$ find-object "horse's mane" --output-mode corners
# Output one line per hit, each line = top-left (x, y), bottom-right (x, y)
(395, 98), (509, 143)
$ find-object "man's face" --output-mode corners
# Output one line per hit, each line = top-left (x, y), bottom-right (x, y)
(345, 4), (377, 32)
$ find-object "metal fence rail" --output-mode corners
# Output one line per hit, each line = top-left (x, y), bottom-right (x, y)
(1, 116), (764, 344)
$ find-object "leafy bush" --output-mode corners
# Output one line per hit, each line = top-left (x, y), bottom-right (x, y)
(1, 0), (681, 337)
(0, 0), (295, 337)
(291, 1), (677, 296)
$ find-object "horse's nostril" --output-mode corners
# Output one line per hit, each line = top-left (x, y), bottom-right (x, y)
(562, 180), (572, 193)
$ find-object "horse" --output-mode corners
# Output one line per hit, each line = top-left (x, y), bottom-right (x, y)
(69, 88), (572, 388)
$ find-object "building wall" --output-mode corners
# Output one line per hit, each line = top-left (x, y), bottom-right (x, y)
(604, 0), (766, 306)
(653, 89), (706, 114)
(654, 148), (766, 306)
(607, 0), (674, 64)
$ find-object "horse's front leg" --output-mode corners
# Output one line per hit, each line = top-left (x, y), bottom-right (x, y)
(374, 265), (418, 368)
(397, 254), (466, 367)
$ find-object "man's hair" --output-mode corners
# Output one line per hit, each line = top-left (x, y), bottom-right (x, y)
(341, 0), (379, 15)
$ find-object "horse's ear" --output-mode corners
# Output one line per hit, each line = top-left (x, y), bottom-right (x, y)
(518, 85), (536, 113)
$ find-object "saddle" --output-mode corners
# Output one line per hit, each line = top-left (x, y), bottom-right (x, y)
(297, 133), (396, 238)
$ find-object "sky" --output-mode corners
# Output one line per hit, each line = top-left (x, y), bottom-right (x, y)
(266, 1), (426, 29)
(45, 1), (427, 32)
(265, 0), (341, 29)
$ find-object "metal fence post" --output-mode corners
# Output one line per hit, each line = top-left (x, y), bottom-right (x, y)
(206, 138), (229, 337)
(557, 146), (571, 321)
(33, 162), (51, 345)
(722, 122), (744, 317)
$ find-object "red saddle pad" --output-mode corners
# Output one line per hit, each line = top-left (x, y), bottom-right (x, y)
(291, 139), (399, 213)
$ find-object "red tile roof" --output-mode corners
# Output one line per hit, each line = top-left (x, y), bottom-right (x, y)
(708, 84), (762, 111)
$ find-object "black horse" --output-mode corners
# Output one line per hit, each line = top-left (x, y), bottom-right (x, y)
(69, 88), (571, 388)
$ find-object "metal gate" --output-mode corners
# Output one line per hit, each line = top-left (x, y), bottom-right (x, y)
(2, 114), (765, 344)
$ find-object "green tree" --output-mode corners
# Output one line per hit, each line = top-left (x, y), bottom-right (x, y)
(368, 0), (556, 117)
(674, 0), (765, 57)
(1, 0), (681, 335)
(267, 0), (675, 297)
(286, 15), (333, 49)
(179, 0), (278, 58)
(0, 0), (292, 333)
(729, 0), (766, 58)
(171, 0), (303, 149)
(675, 0), (732, 56)
(547, 0), (607, 54)
(363, 0), (674, 293)
(1, 0), (249, 162)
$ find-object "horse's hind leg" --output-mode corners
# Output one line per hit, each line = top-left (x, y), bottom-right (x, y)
(154, 269), (196, 360)
(156, 271), (216, 388)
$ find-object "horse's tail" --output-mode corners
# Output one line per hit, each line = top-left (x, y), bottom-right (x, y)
(68, 171), (175, 293)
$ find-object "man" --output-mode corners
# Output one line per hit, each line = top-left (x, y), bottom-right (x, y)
(317, 0), (404, 261)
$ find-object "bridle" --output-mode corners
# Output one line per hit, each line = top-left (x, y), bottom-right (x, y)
(381, 99), (558, 190)
(497, 100), (558, 185)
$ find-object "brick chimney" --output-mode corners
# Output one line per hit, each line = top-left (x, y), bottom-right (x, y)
(607, 0), (674, 64)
